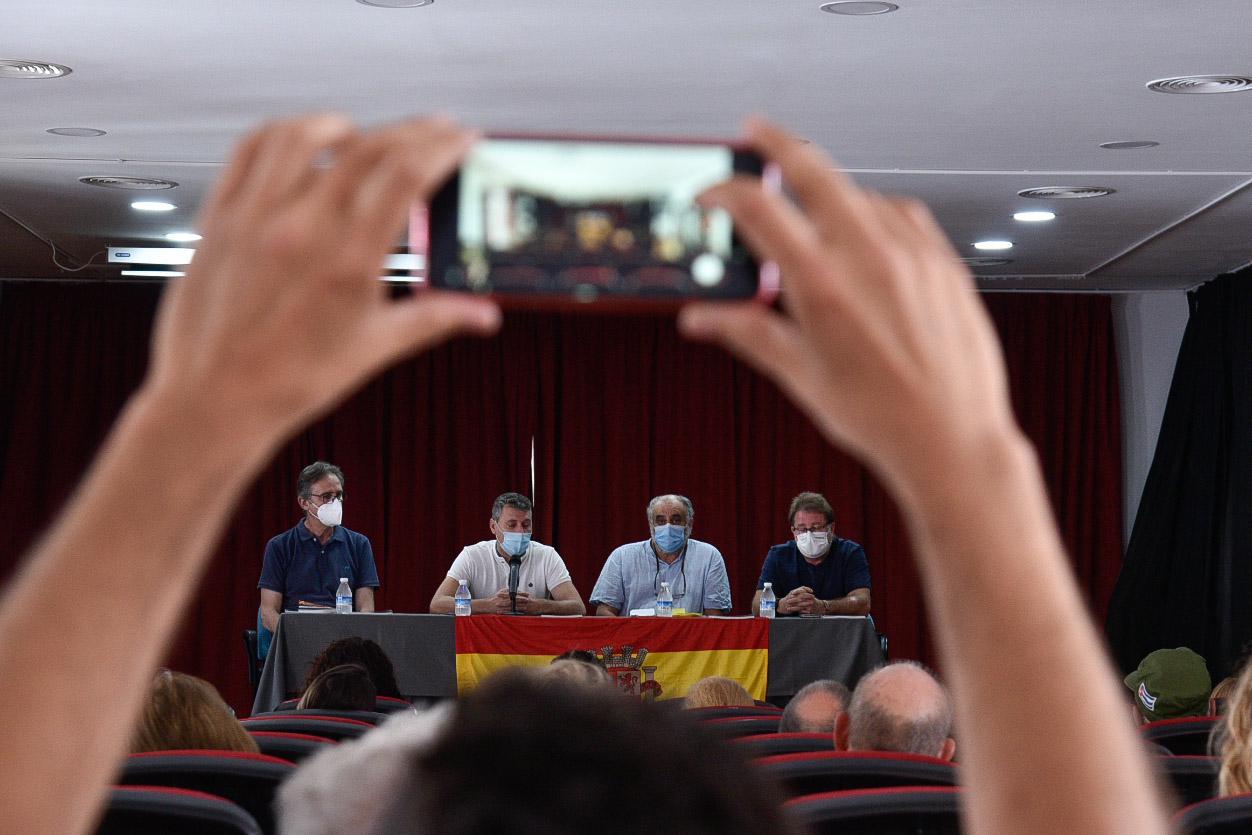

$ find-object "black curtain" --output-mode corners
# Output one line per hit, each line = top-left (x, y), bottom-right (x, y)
(1107, 267), (1252, 681)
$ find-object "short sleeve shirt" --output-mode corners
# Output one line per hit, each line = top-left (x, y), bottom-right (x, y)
(757, 538), (870, 611)
(446, 540), (573, 600)
(589, 538), (732, 614)
(258, 520), (380, 612)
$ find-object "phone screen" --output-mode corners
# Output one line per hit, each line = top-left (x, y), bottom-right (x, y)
(425, 137), (769, 304)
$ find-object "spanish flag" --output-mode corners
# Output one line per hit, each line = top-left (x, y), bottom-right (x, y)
(455, 616), (769, 700)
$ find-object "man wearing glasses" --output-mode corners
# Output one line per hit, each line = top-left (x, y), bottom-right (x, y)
(590, 494), (731, 616)
(257, 461), (379, 634)
(751, 492), (870, 617)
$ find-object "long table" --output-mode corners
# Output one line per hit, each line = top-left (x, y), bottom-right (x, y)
(253, 612), (882, 715)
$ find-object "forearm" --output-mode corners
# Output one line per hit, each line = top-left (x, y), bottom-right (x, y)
(820, 592), (869, 616)
(260, 606), (281, 633)
(594, 603), (620, 617)
(0, 385), (283, 835)
(429, 595), (455, 615)
(537, 597), (585, 616)
(888, 429), (1168, 835)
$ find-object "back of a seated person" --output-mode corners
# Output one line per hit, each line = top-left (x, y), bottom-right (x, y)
(835, 661), (957, 762)
(684, 675), (755, 709)
(131, 669), (258, 754)
(298, 663), (377, 712)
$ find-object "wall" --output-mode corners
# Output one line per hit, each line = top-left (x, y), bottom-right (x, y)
(1112, 290), (1190, 545)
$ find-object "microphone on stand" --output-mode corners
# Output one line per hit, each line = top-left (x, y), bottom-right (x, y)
(508, 556), (522, 614)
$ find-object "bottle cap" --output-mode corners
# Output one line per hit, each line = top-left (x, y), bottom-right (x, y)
(340, 577), (348, 583)
(764, 582), (772, 588)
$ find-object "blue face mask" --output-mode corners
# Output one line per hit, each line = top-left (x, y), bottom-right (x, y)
(653, 523), (687, 554)
(500, 531), (531, 557)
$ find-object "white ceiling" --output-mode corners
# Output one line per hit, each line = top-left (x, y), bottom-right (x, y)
(2, 0), (1251, 290)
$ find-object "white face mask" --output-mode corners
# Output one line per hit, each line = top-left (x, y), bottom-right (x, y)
(796, 530), (831, 558)
(314, 498), (343, 528)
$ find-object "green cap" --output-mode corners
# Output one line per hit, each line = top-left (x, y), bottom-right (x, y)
(1124, 647), (1211, 722)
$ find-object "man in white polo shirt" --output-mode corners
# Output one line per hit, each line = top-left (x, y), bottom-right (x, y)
(429, 492), (586, 615)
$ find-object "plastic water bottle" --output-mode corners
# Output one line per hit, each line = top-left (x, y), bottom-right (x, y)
(656, 581), (673, 618)
(454, 581), (472, 617)
(335, 578), (352, 613)
(759, 582), (776, 619)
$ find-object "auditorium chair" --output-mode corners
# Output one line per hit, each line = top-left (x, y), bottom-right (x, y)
(1175, 792), (1252, 834)
(95, 785), (261, 835)
(1142, 716), (1219, 755)
(118, 751), (296, 835)
(756, 750), (959, 798)
(1159, 755), (1220, 806)
(272, 695), (412, 713)
(784, 786), (963, 835)
(703, 715), (783, 738)
(248, 730), (337, 764)
(240, 714), (373, 742)
(731, 732), (834, 758)
(689, 705), (784, 721)
(250, 707), (389, 724)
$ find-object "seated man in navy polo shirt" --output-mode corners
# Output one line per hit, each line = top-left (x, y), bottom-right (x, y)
(258, 461), (379, 635)
(751, 492), (870, 617)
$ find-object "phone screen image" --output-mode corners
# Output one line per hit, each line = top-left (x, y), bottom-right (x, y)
(426, 137), (768, 303)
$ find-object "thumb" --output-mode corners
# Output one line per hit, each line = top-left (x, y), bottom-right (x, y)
(376, 292), (502, 363)
(678, 302), (805, 386)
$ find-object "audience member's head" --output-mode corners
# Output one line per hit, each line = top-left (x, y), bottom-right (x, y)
(1218, 659), (1252, 796)
(544, 658), (614, 688)
(1211, 676), (1237, 716)
(835, 661), (956, 761)
(305, 636), (402, 698)
(299, 662), (378, 711)
(779, 678), (849, 735)
(368, 668), (789, 834)
(552, 649), (604, 667)
(1123, 647), (1211, 725)
(131, 669), (258, 754)
(684, 675), (755, 708)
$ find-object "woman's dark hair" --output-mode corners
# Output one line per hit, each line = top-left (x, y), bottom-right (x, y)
(303, 636), (401, 697)
(298, 663), (377, 712)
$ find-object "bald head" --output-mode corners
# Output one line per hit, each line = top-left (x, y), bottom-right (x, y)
(779, 679), (849, 734)
(837, 661), (956, 761)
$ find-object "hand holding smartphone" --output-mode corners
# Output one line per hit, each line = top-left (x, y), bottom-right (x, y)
(423, 134), (778, 310)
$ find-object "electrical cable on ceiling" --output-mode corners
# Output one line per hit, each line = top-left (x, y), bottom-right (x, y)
(0, 201), (105, 273)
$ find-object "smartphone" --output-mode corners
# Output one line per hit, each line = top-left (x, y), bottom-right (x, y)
(422, 134), (778, 309)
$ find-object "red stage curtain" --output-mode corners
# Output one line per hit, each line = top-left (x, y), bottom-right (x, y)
(0, 283), (1122, 714)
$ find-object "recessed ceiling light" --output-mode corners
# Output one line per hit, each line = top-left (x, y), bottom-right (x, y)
(47, 127), (106, 137)
(0, 59), (72, 79)
(973, 240), (1013, 251)
(131, 201), (177, 212)
(356, 0), (433, 6)
(1099, 140), (1159, 150)
(1147, 75), (1252, 94)
(164, 232), (202, 242)
(79, 175), (179, 191)
(1017, 186), (1114, 200)
(820, 1), (898, 14)
(1013, 211), (1055, 222)
(120, 270), (186, 278)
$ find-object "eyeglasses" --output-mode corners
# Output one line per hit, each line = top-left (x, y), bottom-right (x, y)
(792, 525), (830, 534)
(309, 491), (344, 504)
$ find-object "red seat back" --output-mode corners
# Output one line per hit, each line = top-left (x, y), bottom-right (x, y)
(756, 750), (959, 798)
(95, 785), (261, 835)
(732, 732), (834, 758)
(240, 714), (372, 742)
(703, 715), (783, 738)
(784, 786), (963, 835)
(247, 730), (337, 763)
(1175, 791), (1252, 834)
(1142, 716), (1219, 756)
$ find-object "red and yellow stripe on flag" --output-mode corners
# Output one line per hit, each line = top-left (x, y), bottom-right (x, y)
(455, 616), (769, 700)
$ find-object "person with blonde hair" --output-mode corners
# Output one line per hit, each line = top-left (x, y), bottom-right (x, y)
(131, 670), (258, 754)
(1217, 662), (1252, 795)
(684, 676), (754, 708)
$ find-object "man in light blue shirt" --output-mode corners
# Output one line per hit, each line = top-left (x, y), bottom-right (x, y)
(590, 494), (732, 616)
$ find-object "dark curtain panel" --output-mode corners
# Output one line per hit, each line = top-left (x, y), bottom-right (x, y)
(0, 283), (1122, 714)
(1108, 269), (1252, 680)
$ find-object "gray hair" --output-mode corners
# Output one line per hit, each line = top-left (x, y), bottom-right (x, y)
(491, 492), (533, 521)
(847, 661), (953, 758)
(779, 679), (850, 734)
(646, 494), (694, 528)
(298, 461), (345, 499)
